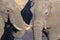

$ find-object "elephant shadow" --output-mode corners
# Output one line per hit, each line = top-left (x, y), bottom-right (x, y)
(1, 0), (33, 40)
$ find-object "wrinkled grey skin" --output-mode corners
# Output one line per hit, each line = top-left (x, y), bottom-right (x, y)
(0, 0), (31, 39)
(30, 0), (60, 40)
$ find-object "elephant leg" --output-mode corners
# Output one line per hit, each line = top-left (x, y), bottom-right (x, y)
(0, 15), (4, 39)
(48, 23), (60, 40)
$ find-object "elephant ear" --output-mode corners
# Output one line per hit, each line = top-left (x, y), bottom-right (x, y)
(0, 14), (4, 39)
(9, 8), (32, 31)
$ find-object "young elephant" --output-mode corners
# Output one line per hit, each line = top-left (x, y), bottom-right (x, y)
(0, 0), (31, 39)
(46, 1), (60, 40)
(30, 0), (60, 40)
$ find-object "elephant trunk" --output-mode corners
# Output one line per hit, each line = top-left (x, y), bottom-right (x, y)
(9, 9), (32, 31)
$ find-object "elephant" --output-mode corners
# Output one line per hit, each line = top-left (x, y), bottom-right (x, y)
(0, 0), (32, 39)
(30, 0), (60, 40)
(11, 0), (32, 38)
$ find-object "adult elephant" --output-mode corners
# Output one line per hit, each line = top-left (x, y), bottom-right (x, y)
(0, 0), (32, 39)
(30, 0), (60, 40)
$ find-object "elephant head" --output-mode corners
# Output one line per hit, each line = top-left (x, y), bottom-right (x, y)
(0, 0), (32, 38)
